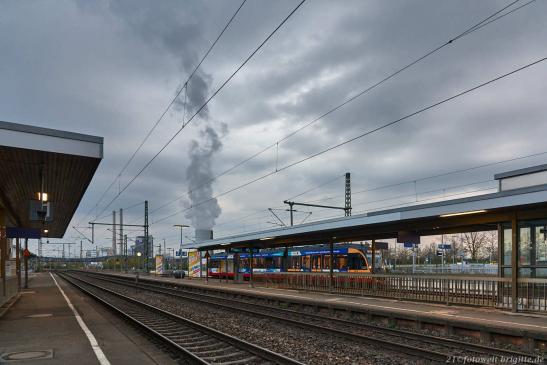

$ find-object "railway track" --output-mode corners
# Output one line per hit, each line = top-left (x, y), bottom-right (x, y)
(57, 272), (304, 365)
(69, 271), (544, 364)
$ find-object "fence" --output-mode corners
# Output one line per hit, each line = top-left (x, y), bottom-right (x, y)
(388, 264), (498, 276)
(250, 272), (547, 312)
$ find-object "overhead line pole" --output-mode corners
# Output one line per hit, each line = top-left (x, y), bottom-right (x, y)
(144, 200), (149, 274)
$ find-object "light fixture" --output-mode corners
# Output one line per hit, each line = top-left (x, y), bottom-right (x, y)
(259, 237), (275, 241)
(440, 210), (487, 218)
(137, 252), (142, 257)
(43, 229), (49, 234)
(36, 192), (48, 202)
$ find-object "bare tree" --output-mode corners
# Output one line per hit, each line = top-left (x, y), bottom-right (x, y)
(461, 231), (497, 262)
(482, 231), (498, 263)
(417, 242), (437, 263)
(448, 234), (465, 262)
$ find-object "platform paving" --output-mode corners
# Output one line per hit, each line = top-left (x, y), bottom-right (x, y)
(0, 272), (176, 365)
(108, 271), (547, 339)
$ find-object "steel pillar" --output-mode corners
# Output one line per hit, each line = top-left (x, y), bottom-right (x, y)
(112, 210), (116, 255)
(15, 238), (20, 289)
(119, 208), (123, 258)
(345, 172), (351, 216)
(24, 238), (28, 289)
(511, 212), (518, 312)
(371, 239), (376, 274)
(144, 200), (149, 273)
(329, 241), (334, 292)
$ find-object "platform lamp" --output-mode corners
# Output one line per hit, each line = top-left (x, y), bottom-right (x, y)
(174, 224), (189, 278)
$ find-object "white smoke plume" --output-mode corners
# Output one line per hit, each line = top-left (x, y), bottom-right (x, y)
(184, 124), (227, 230)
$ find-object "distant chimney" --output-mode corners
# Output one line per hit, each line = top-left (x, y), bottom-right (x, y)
(195, 229), (213, 242)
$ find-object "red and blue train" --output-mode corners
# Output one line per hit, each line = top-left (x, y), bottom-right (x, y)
(208, 244), (376, 279)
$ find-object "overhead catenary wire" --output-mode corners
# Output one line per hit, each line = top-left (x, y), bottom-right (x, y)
(77, 0), (248, 227)
(143, 0), (535, 218)
(206, 147), (546, 234)
(285, 173), (345, 201)
(93, 0), (307, 222)
(151, 55), (547, 225)
(302, 149), (547, 206)
(215, 184), (498, 238)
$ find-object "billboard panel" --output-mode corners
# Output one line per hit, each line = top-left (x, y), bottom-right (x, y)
(155, 255), (164, 275)
(188, 250), (201, 278)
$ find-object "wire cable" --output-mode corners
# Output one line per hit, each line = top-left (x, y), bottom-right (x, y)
(300, 148), (547, 205)
(151, 55), (547, 225)
(285, 173), (345, 201)
(144, 0), (535, 218)
(94, 0), (306, 221)
(79, 0), (248, 226)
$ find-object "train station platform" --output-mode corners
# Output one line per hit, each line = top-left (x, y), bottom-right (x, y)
(0, 272), (175, 365)
(103, 271), (547, 351)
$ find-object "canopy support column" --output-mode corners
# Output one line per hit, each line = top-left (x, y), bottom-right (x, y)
(329, 241), (334, 293)
(250, 248), (254, 288)
(24, 238), (28, 289)
(1, 209), (5, 297)
(511, 212), (518, 312)
(16, 238), (20, 289)
(371, 239), (376, 274)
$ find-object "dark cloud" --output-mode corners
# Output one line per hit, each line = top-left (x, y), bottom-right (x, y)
(1, 0), (546, 253)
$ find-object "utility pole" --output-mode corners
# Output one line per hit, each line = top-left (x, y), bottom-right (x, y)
(288, 202), (294, 226)
(345, 172), (351, 216)
(124, 234), (128, 272)
(144, 200), (149, 273)
(163, 238), (166, 256)
(112, 210), (117, 255)
(91, 223), (95, 245)
(119, 208), (123, 258)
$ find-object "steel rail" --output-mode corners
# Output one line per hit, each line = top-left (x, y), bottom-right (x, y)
(58, 272), (304, 365)
(74, 271), (540, 364)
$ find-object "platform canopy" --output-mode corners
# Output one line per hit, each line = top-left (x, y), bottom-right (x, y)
(0, 121), (103, 238)
(186, 175), (547, 251)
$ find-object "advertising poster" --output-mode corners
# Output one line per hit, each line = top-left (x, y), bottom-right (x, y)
(155, 255), (164, 275)
(188, 250), (201, 278)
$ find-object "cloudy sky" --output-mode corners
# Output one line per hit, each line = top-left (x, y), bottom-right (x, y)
(1, 0), (546, 256)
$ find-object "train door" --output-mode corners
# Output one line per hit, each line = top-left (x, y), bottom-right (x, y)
(322, 254), (329, 272)
(301, 255), (310, 271)
(311, 255), (321, 272)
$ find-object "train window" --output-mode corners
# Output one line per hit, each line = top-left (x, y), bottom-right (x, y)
(338, 255), (348, 270)
(323, 255), (330, 270)
(312, 255), (320, 270)
(301, 256), (309, 270)
(348, 253), (365, 269)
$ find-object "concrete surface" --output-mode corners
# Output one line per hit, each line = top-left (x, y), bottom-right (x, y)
(0, 272), (176, 365)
